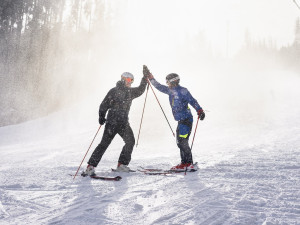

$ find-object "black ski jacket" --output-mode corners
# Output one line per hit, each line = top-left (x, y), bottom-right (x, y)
(99, 77), (148, 125)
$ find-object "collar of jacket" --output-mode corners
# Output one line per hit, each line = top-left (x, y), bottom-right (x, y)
(116, 80), (128, 90)
(170, 84), (180, 89)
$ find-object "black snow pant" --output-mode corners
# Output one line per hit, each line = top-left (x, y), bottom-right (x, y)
(176, 118), (193, 164)
(88, 122), (135, 167)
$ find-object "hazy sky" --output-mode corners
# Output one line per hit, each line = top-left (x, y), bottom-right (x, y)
(112, 0), (300, 57)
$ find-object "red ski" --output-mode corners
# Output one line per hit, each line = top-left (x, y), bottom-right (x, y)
(137, 163), (198, 175)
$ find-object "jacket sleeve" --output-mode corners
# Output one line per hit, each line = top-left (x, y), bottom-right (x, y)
(99, 89), (114, 118)
(130, 77), (148, 99)
(149, 78), (169, 94)
(185, 90), (202, 111)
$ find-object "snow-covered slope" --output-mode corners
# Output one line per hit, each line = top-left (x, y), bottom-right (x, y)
(0, 71), (300, 225)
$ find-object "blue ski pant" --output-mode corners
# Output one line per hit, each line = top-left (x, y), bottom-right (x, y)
(176, 118), (193, 164)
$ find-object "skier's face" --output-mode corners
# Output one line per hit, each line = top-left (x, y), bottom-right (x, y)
(123, 77), (134, 87)
(166, 80), (172, 88)
(166, 80), (176, 88)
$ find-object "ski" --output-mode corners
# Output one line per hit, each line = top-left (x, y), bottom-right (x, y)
(138, 167), (164, 172)
(111, 168), (136, 172)
(81, 172), (122, 181)
(137, 168), (186, 175)
(137, 169), (175, 175)
(137, 162), (198, 175)
(69, 173), (122, 181)
(90, 175), (122, 181)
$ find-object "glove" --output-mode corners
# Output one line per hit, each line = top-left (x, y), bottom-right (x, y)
(143, 65), (149, 77)
(197, 109), (205, 120)
(98, 116), (106, 125)
(143, 65), (153, 79)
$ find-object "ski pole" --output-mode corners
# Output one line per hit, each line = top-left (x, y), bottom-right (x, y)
(146, 79), (175, 137)
(73, 125), (102, 180)
(136, 83), (150, 147)
(190, 115), (200, 150)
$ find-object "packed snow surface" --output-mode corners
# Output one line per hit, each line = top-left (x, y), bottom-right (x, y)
(0, 71), (300, 225)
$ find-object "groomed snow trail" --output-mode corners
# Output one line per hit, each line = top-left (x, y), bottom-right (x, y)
(0, 124), (299, 225)
(1, 71), (300, 225)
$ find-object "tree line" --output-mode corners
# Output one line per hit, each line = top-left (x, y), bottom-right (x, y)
(0, 0), (112, 126)
(236, 18), (300, 71)
(0, 1), (299, 126)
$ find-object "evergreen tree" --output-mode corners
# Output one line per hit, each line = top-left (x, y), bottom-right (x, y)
(294, 17), (300, 58)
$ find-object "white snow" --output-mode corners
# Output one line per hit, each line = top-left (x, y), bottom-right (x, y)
(0, 70), (300, 225)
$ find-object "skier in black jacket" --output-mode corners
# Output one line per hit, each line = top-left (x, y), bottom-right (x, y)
(85, 70), (149, 175)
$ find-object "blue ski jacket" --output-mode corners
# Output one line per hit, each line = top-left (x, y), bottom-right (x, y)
(149, 78), (202, 121)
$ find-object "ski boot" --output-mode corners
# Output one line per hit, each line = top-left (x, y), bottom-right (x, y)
(114, 163), (131, 172)
(82, 164), (96, 177)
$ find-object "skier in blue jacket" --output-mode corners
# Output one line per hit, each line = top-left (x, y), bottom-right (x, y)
(143, 65), (205, 171)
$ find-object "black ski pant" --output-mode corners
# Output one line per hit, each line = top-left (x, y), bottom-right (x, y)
(176, 119), (193, 164)
(88, 122), (135, 167)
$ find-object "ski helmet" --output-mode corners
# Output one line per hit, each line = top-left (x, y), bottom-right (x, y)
(121, 72), (134, 84)
(166, 73), (180, 86)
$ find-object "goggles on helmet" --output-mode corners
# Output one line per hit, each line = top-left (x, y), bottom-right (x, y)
(123, 77), (134, 84)
(166, 76), (180, 84)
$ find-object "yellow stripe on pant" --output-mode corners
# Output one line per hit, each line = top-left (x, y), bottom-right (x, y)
(179, 134), (188, 138)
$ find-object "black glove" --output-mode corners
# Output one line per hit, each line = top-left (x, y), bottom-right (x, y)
(197, 109), (205, 120)
(143, 65), (152, 79)
(99, 116), (106, 125)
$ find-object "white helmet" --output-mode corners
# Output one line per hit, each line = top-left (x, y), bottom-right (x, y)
(121, 72), (134, 83)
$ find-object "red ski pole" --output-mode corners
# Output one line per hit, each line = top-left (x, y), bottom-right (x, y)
(136, 84), (150, 147)
(146, 79), (175, 137)
(190, 115), (200, 150)
(73, 125), (102, 180)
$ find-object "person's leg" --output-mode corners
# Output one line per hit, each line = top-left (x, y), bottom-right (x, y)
(117, 123), (135, 165)
(88, 123), (117, 167)
(176, 121), (193, 164)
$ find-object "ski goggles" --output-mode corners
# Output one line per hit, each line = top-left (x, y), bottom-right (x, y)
(166, 76), (180, 84)
(123, 77), (134, 84)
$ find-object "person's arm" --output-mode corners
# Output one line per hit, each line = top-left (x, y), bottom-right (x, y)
(149, 77), (169, 94)
(184, 89), (201, 111)
(130, 77), (148, 99)
(184, 89), (205, 120)
(98, 89), (114, 124)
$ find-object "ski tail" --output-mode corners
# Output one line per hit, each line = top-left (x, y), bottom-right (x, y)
(90, 175), (122, 181)
(69, 173), (122, 181)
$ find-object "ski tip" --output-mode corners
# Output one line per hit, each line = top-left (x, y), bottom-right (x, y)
(81, 172), (88, 177)
(115, 176), (122, 181)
